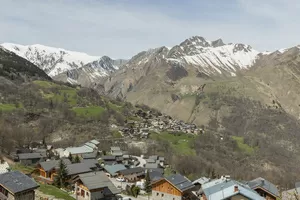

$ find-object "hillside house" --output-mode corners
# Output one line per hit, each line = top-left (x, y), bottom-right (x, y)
(0, 171), (39, 200)
(248, 177), (279, 200)
(74, 171), (120, 200)
(117, 167), (145, 182)
(17, 153), (46, 165)
(201, 177), (264, 200)
(104, 164), (126, 178)
(151, 174), (196, 200)
(37, 158), (71, 184)
(66, 163), (93, 180)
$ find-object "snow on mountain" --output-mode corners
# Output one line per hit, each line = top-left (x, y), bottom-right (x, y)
(0, 43), (100, 77)
(167, 36), (260, 76)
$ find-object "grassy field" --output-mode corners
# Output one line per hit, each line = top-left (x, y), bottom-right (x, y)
(39, 184), (75, 200)
(0, 103), (17, 111)
(11, 164), (35, 174)
(150, 132), (196, 155)
(231, 136), (255, 155)
(72, 106), (105, 117)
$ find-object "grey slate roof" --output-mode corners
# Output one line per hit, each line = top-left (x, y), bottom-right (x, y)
(18, 153), (45, 160)
(104, 164), (126, 176)
(166, 174), (195, 192)
(248, 177), (279, 197)
(67, 163), (92, 176)
(118, 167), (145, 175)
(39, 158), (71, 172)
(145, 163), (160, 169)
(78, 171), (120, 194)
(0, 171), (39, 194)
(81, 159), (99, 169)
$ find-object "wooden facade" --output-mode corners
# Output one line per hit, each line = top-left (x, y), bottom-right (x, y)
(152, 179), (182, 196)
(254, 188), (277, 200)
(37, 165), (57, 184)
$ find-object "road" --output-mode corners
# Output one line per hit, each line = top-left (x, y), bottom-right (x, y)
(132, 156), (146, 167)
(109, 177), (150, 200)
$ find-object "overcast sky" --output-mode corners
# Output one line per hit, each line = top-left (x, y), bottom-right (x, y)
(0, 0), (299, 58)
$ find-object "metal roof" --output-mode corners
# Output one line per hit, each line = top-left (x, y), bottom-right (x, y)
(39, 158), (71, 172)
(0, 171), (39, 194)
(202, 178), (264, 200)
(66, 146), (94, 155)
(78, 171), (120, 194)
(192, 177), (210, 185)
(118, 167), (145, 175)
(110, 147), (121, 151)
(248, 177), (279, 197)
(66, 163), (92, 176)
(90, 140), (100, 145)
(104, 164), (126, 176)
(18, 153), (45, 160)
(81, 151), (98, 159)
(166, 174), (195, 192)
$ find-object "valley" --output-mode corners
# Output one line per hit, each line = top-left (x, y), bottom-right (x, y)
(2, 36), (300, 190)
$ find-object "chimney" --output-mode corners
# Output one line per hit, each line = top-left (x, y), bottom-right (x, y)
(261, 179), (265, 185)
(234, 185), (239, 193)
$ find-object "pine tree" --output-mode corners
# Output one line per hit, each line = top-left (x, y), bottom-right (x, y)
(55, 160), (68, 188)
(68, 154), (73, 163)
(145, 170), (152, 193)
(74, 155), (81, 163)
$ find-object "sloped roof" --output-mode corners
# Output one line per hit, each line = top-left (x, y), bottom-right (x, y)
(110, 147), (121, 151)
(78, 171), (120, 194)
(118, 167), (145, 175)
(102, 155), (116, 161)
(81, 159), (99, 169)
(192, 177), (210, 185)
(81, 151), (98, 159)
(248, 177), (279, 197)
(18, 153), (45, 160)
(84, 142), (97, 149)
(165, 174), (195, 192)
(202, 178), (264, 200)
(90, 140), (100, 145)
(66, 146), (94, 155)
(39, 158), (71, 172)
(0, 171), (39, 194)
(145, 163), (160, 169)
(67, 163), (92, 176)
(104, 164), (126, 176)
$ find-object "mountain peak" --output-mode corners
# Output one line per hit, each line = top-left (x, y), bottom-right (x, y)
(211, 39), (225, 47)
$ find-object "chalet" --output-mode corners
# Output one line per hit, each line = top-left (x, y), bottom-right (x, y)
(0, 161), (9, 174)
(201, 177), (264, 200)
(104, 164), (126, 177)
(0, 171), (39, 200)
(37, 158), (71, 184)
(248, 177), (279, 200)
(17, 152), (46, 165)
(117, 167), (145, 182)
(151, 174), (196, 200)
(75, 171), (120, 200)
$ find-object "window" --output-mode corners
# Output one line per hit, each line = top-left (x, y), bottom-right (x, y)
(161, 194), (164, 197)
(86, 192), (89, 196)
(157, 193), (159, 196)
(173, 198), (175, 200)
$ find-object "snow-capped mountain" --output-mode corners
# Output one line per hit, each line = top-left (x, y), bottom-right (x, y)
(0, 43), (113, 77)
(54, 56), (127, 86)
(168, 36), (259, 76)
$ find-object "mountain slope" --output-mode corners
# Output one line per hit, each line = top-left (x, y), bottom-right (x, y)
(53, 56), (127, 87)
(0, 47), (51, 82)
